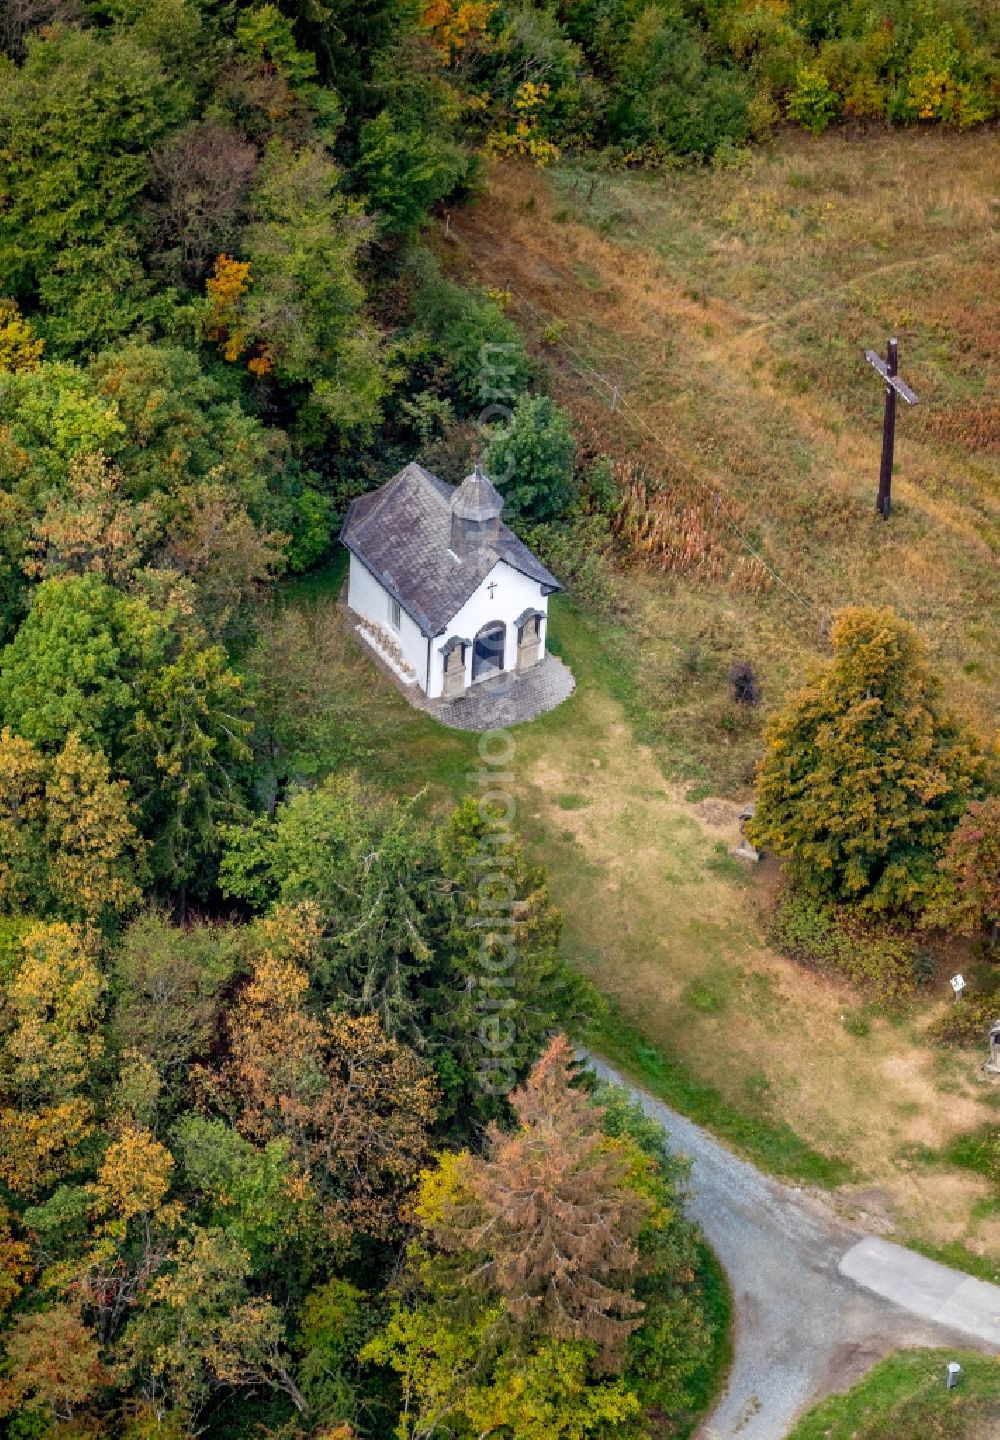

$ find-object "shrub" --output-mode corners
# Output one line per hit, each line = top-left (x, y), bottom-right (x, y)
(926, 796), (1000, 949)
(910, 946), (939, 989)
(728, 660), (760, 707)
(519, 514), (618, 612)
(409, 254), (533, 411)
(584, 455), (619, 517)
(787, 65), (839, 134)
(928, 994), (1000, 1048)
(607, 10), (750, 160)
(767, 888), (917, 1004)
(356, 109), (471, 237)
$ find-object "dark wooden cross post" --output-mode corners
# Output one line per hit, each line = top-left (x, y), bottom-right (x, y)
(487, 581), (497, 600)
(864, 338), (919, 519)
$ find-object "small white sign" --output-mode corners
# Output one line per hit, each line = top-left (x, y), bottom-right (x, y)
(951, 974), (966, 995)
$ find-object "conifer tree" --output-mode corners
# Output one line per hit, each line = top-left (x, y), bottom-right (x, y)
(428, 1034), (650, 1366)
(749, 607), (983, 914)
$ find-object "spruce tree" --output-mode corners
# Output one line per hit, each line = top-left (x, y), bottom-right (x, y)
(749, 607), (983, 915)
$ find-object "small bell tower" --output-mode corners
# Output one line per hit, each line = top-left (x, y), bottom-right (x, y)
(450, 466), (503, 559)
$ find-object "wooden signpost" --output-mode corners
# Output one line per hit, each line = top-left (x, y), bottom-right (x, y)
(864, 338), (919, 519)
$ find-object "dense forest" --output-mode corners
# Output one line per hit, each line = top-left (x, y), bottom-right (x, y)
(0, 2), (996, 1436)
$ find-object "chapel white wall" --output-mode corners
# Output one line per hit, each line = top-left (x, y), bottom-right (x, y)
(426, 560), (548, 699)
(347, 555), (430, 688)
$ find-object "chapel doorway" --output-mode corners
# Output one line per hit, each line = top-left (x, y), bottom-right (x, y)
(472, 622), (505, 681)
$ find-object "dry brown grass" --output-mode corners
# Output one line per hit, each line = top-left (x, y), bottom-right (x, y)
(515, 683), (1000, 1254)
(429, 129), (1000, 1254)
(441, 130), (1000, 761)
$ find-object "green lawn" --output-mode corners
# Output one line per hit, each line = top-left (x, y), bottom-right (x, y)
(788, 1349), (1000, 1439)
(587, 1004), (851, 1188)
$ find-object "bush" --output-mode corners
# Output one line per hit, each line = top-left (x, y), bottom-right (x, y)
(926, 796), (1000, 948)
(607, 10), (750, 160)
(787, 65), (839, 133)
(519, 513), (619, 611)
(728, 659), (760, 707)
(768, 888), (917, 1004)
(928, 994), (1000, 1048)
(584, 455), (619, 517)
(911, 946), (939, 989)
(409, 253), (533, 411)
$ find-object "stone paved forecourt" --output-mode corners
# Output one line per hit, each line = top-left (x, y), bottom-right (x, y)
(415, 653), (576, 731)
(348, 605), (576, 731)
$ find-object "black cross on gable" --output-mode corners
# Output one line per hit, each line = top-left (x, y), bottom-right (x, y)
(487, 580), (497, 600)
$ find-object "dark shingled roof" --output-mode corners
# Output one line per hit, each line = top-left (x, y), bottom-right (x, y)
(341, 462), (561, 637)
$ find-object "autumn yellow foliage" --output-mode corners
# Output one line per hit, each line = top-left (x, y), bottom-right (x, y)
(421, 1), (495, 63)
(0, 301), (43, 372)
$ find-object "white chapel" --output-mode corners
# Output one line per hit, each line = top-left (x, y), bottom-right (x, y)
(341, 462), (562, 701)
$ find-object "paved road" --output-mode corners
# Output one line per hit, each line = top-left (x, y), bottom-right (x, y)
(585, 1054), (1000, 1440)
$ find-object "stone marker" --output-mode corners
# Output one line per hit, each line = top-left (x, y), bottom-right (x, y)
(733, 801), (761, 863)
(986, 1020), (1000, 1077)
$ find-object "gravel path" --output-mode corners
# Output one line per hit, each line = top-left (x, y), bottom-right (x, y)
(585, 1054), (1000, 1440)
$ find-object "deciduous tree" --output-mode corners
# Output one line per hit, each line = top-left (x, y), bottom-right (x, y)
(0, 1304), (107, 1423)
(111, 912), (243, 1104)
(484, 392), (577, 522)
(147, 120), (258, 282)
(159, 479), (288, 630)
(0, 729), (144, 924)
(212, 905), (437, 1242)
(44, 733), (145, 922)
(175, 1115), (319, 1279)
(23, 451), (159, 586)
(0, 923), (103, 1197)
(0, 574), (164, 756)
(78, 1127), (184, 1343)
(365, 1302), (640, 1440)
(118, 1225), (305, 1425)
(239, 142), (387, 440)
(0, 300), (44, 372)
(0, 727), (47, 912)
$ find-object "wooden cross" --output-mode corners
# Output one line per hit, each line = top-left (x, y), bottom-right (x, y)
(487, 581), (497, 600)
(864, 338), (919, 519)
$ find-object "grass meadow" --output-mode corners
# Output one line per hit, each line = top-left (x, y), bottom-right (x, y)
(445, 130), (999, 792)
(278, 129), (1000, 1267)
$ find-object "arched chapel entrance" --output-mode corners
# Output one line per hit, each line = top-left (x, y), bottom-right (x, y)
(472, 621), (505, 681)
